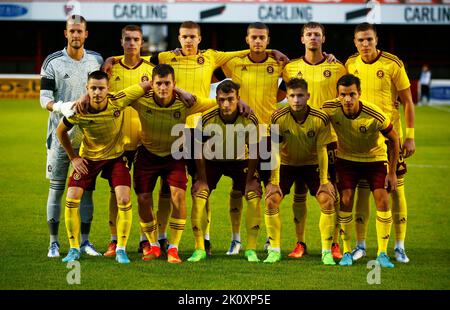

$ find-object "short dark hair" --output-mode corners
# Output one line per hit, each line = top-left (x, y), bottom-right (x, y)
(66, 15), (87, 29)
(180, 21), (201, 35)
(216, 80), (240, 96)
(301, 22), (325, 36)
(88, 70), (109, 82)
(337, 74), (361, 92)
(354, 22), (377, 36)
(247, 22), (269, 35)
(286, 78), (308, 91)
(152, 64), (175, 81)
(121, 24), (142, 38)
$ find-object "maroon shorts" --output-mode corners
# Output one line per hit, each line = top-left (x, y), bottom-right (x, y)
(336, 158), (387, 191)
(134, 146), (187, 193)
(68, 156), (131, 190)
(280, 165), (320, 197)
(205, 160), (260, 194)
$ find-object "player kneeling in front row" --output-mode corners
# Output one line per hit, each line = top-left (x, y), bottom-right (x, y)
(264, 78), (337, 265)
(189, 80), (262, 263)
(322, 74), (399, 268)
(56, 71), (140, 264)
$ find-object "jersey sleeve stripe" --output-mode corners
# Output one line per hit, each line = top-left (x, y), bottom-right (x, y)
(42, 51), (64, 71)
(362, 107), (386, 123)
(380, 53), (403, 67)
(271, 107), (289, 123)
(310, 109), (330, 125)
(361, 105), (385, 121)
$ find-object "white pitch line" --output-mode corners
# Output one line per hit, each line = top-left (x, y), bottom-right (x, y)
(409, 164), (449, 169)
(428, 105), (450, 113)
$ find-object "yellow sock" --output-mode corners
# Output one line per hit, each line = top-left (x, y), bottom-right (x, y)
(65, 198), (81, 249)
(391, 179), (407, 242)
(169, 217), (186, 247)
(332, 191), (341, 244)
(192, 190), (209, 250)
(292, 193), (307, 243)
(139, 220), (157, 244)
(156, 192), (172, 237)
(117, 202), (132, 248)
(245, 191), (261, 250)
(229, 190), (243, 235)
(319, 209), (336, 252)
(337, 211), (353, 254)
(108, 190), (118, 236)
(355, 181), (371, 241)
(204, 199), (212, 237)
(376, 210), (393, 256)
(265, 207), (281, 249)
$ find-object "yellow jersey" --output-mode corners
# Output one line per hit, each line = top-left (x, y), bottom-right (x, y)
(322, 99), (393, 162)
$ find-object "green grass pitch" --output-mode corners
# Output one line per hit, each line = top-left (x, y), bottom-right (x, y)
(0, 99), (449, 290)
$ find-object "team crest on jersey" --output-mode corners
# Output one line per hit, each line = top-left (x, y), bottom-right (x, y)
(197, 56), (205, 65)
(376, 70), (384, 78)
(141, 74), (149, 82)
(307, 130), (315, 138)
(359, 125), (367, 133)
(73, 172), (81, 180)
(173, 110), (181, 119)
(267, 65), (274, 74)
(323, 70), (331, 78)
(296, 71), (303, 79)
(47, 165), (52, 173)
(113, 109), (121, 117)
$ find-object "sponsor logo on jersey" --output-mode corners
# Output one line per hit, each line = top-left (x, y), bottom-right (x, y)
(296, 71), (303, 79)
(267, 65), (274, 74)
(171, 57), (177, 62)
(115, 76), (121, 81)
(376, 70), (384, 78)
(73, 172), (81, 180)
(197, 56), (205, 65)
(63, 73), (70, 79)
(323, 69), (332, 78)
(47, 165), (53, 172)
(173, 110), (181, 119)
(242, 65), (247, 71)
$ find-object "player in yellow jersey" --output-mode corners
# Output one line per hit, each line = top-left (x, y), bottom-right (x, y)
(322, 74), (399, 268)
(281, 22), (346, 260)
(216, 22), (285, 255)
(111, 64), (216, 263)
(56, 71), (143, 264)
(264, 78), (336, 265)
(188, 80), (262, 262)
(102, 25), (155, 258)
(346, 23), (415, 263)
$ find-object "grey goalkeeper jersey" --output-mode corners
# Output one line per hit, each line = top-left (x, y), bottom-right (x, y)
(40, 48), (103, 149)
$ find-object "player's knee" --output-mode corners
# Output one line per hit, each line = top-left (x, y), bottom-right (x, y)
(137, 193), (152, 208)
(317, 193), (334, 211)
(340, 193), (354, 211)
(170, 188), (186, 207)
(230, 189), (243, 199)
(116, 195), (130, 206)
(266, 193), (281, 209)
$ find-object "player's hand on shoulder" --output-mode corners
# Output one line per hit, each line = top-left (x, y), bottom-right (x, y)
(237, 99), (253, 118)
(323, 52), (337, 63)
(271, 49), (289, 67)
(172, 47), (182, 56)
(60, 101), (76, 118)
(101, 56), (117, 77)
(176, 88), (196, 108)
(74, 93), (90, 115)
(71, 156), (88, 175)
